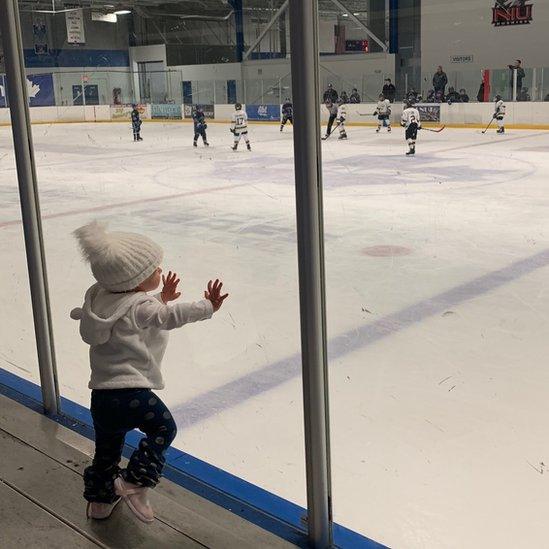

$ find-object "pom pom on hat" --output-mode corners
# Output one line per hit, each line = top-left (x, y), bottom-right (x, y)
(74, 221), (163, 292)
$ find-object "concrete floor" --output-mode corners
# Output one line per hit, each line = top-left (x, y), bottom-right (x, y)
(0, 393), (298, 549)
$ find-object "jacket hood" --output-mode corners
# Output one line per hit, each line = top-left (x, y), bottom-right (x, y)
(70, 284), (147, 345)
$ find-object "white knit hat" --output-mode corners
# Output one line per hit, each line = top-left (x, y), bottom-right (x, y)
(74, 221), (163, 292)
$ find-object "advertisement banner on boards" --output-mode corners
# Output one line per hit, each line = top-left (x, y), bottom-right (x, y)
(151, 104), (182, 119)
(110, 103), (149, 120)
(183, 104), (214, 119)
(416, 103), (441, 122)
(246, 104), (280, 121)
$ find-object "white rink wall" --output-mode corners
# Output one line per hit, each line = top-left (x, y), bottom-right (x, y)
(2, 102), (549, 127)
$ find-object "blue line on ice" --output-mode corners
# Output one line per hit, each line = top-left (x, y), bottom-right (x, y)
(172, 247), (549, 428)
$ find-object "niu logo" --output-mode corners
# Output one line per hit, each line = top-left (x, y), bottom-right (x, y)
(258, 105), (268, 116)
(492, 0), (533, 26)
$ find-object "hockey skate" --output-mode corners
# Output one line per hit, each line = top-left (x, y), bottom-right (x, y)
(137, 136), (143, 141)
(387, 127), (392, 132)
(193, 141), (198, 147)
(376, 127), (380, 133)
(231, 144), (238, 151)
(204, 142), (210, 146)
(497, 127), (505, 134)
(406, 148), (415, 156)
(338, 133), (348, 140)
(247, 142), (251, 151)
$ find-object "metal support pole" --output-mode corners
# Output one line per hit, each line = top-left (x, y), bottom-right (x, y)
(229, 0), (245, 62)
(512, 67), (518, 102)
(0, 0), (59, 414)
(288, 1), (333, 547)
(389, 0), (398, 54)
(242, 0), (289, 61)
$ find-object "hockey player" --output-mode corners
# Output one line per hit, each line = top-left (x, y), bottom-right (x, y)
(230, 103), (251, 151)
(192, 105), (209, 147)
(493, 95), (506, 134)
(337, 99), (348, 140)
(374, 94), (392, 133)
(280, 98), (293, 131)
(324, 99), (339, 138)
(131, 104), (143, 142)
(401, 99), (421, 156)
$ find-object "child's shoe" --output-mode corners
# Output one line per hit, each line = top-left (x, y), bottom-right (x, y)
(114, 476), (154, 523)
(86, 497), (121, 520)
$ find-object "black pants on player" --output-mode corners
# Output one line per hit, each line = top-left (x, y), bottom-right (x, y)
(83, 388), (177, 503)
(326, 114), (337, 135)
(280, 115), (293, 128)
(194, 126), (207, 143)
(132, 122), (142, 141)
(405, 122), (418, 142)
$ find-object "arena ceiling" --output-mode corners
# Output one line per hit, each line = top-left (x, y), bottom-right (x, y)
(17, 0), (369, 20)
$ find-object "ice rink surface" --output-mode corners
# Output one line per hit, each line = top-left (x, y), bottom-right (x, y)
(1, 120), (549, 548)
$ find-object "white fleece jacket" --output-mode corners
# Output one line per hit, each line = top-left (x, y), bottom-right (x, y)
(71, 284), (213, 389)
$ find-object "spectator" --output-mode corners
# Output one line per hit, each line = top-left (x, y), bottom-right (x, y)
(476, 82), (485, 102)
(340, 90), (349, 104)
(459, 88), (469, 102)
(406, 89), (422, 104)
(508, 59), (525, 100)
(323, 83), (338, 103)
(432, 66), (448, 96)
(517, 87), (530, 101)
(349, 88), (361, 103)
(435, 90), (445, 103)
(446, 86), (461, 103)
(382, 78), (396, 102)
(425, 89), (436, 103)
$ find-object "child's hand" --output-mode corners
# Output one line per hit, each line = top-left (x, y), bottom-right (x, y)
(161, 271), (181, 304)
(204, 279), (229, 312)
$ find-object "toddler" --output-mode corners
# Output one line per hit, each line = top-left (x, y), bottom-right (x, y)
(70, 221), (228, 523)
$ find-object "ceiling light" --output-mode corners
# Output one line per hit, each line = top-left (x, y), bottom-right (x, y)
(113, 9), (131, 15)
(342, 13), (348, 17)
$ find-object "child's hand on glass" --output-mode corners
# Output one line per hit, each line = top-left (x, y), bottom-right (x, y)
(161, 271), (181, 304)
(204, 279), (229, 312)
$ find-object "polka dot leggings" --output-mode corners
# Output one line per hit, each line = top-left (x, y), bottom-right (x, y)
(84, 388), (177, 503)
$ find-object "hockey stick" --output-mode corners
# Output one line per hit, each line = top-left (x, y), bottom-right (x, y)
(421, 125), (445, 133)
(321, 121), (341, 140)
(481, 118), (495, 134)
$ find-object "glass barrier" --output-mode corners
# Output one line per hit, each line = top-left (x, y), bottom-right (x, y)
(27, 8), (307, 521)
(0, 119), (40, 390)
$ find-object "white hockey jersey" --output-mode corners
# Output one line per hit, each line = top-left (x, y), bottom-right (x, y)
(337, 103), (347, 121)
(494, 99), (506, 118)
(401, 107), (421, 128)
(231, 109), (248, 133)
(376, 99), (391, 115)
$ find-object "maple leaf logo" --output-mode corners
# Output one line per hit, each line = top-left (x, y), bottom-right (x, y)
(26, 78), (40, 99)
